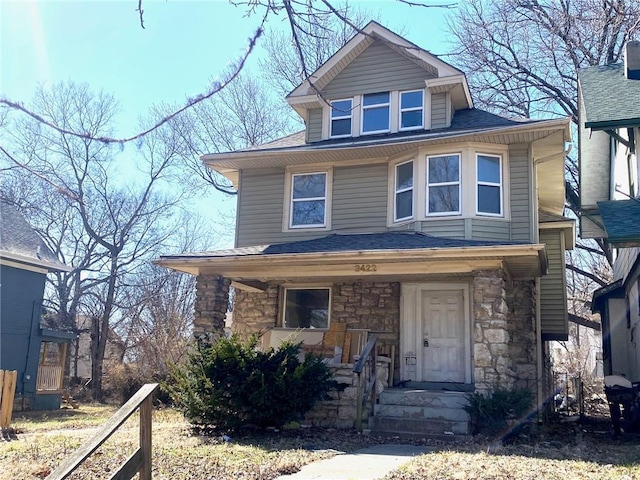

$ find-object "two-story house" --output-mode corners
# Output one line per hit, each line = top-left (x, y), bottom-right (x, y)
(579, 41), (640, 383)
(157, 22), (573, 434)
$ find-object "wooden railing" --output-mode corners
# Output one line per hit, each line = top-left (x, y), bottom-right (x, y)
(47, 383), (158, 480)
(36, 365), (64, 392)
(353, 334), (378, 432)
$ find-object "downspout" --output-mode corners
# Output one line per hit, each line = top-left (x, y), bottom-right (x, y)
(22, 300), (41, 410)
(535, 278), (543, 422)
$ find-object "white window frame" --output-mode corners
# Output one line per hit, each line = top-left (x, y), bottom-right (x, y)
(284, 168), (332, 232)
(476, 153), (503, 217)
(361, 92), (390, 135)
(282, 286), (331, 329)
(289, 171), (328, 229)
(330, 98), (353, 138)
(394, 160), (414, 222)
(399, 90), (424, 131)
(426, 153), (461, 216)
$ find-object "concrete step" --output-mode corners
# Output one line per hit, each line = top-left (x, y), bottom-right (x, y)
(378, 388), (469, 408)
(373, 403), (469, 422)
(370, 415), (469, 436)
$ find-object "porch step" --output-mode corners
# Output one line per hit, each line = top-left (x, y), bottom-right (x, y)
(371, 388), (470, 436)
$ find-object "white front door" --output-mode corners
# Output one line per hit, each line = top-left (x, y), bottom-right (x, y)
(401, 283), (470, 383)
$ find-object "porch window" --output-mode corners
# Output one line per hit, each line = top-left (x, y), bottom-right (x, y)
(330, 99), (352, 137)
(477, 154), (503, 216)
(290, 172), (327, 228)
(399, 90), (424, 130)
(394, 160), (414, 221)
(36, 341), (66, 392)
(362, 92), (390, 134)
(427, 154), (460, 215)
(283, 288), (330, 329)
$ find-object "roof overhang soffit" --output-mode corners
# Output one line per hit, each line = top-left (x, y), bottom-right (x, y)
(532, 129), (571, 215)
(155, 244), (548, 281)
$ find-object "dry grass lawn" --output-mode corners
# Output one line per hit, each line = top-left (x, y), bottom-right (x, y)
(1, 405), (639, 479)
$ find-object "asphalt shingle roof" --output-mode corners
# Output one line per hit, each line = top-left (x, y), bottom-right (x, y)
(0, 199), (67, 270)
(238, 108), (539, 153)
(162, 231), (524, 260)
(579, 63), (640, 128)
(597, 199), (640, 245)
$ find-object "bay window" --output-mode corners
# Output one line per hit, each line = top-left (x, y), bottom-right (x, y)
(477, 154), (502, 215)
(427, 154), (460, 215)
(395, 160), (414, 221)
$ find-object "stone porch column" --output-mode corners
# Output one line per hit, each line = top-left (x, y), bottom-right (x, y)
(194, 274), (230, 343)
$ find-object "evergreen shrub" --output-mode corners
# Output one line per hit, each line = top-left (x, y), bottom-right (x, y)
(165, 335), (337, 432)
(464, 387), (533, 437)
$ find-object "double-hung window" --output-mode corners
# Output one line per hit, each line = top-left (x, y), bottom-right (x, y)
(399, 90), (424, 130)
(477, 154), (502, 216)
(330, 99), (352, 137)
(427, 154), (460, 215)
(394, 160), (414, 221)
(362, 92), (390, 134)
(283, 288), (330, 329)
(290, 172), (327, 228)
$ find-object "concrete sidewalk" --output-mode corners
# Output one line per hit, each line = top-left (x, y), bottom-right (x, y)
(275, 444), (430, 480)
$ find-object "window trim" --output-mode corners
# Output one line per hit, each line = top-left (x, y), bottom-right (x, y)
(289, 171), (328, 229)
(283, 168), (333, 232)
(475, 153), (503, 217)
(394, 160), (414, 222)
(282, 286), (331, 329)
(426, 153), (461, 216)
(361, 92), (391, 135)
(330, 98), (353, 138)
(399, 89), (424, 131)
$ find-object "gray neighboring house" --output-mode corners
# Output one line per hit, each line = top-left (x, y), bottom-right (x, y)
(579, 41), (640, 383)
(0, 199), (73, 410)
(157, 21), (574, 434)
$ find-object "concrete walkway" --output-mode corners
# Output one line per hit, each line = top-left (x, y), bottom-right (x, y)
(275, 444), (430, 480)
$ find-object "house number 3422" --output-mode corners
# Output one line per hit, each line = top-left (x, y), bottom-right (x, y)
(354, 264), (377, 272)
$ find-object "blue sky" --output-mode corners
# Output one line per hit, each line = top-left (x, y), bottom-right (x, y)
(1, 0), (452, 247)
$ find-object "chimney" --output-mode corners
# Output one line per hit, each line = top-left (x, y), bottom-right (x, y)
(625, 41), (640, 80)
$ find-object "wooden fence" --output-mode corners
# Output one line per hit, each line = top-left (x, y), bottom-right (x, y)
(47, 383), (158, 480)
(0, 370), (18, 430)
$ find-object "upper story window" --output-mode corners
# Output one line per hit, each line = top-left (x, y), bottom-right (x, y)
(427, 154), (460, 215)
(362, 92), (390, 134)
(290, 172), (327, 228)
(283, 287), (330, 329)
(477, 154), (502, 216)
(399, 90), (424, 130)
(395, 160), (414, 221)
(330, 99), (352, 138)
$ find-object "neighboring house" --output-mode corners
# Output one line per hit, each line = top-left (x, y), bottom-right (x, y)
(69, 314), (125, 381)
(157, 22), (574, 434)
(0, 199), (74, 410)
(579, 41), (640, 383)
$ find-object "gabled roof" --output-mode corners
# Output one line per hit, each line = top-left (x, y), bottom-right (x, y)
(0, 200), (70, 272)
(285, 21), (472, 115)
(579, 63), (640, 129)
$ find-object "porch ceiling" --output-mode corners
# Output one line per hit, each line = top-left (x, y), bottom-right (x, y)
(155, 244), (547, 282)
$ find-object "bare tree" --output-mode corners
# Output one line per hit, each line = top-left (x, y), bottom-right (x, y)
(447, 0), (640, 283)
(1, 82), (191, 400)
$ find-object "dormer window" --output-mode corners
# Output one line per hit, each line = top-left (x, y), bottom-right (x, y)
(399, 90), (424, 130)
(362, 92), (390, 134)
(330, 99), (352, 138)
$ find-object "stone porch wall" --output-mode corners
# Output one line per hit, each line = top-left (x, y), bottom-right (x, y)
(473, 270), (537, 394)
(232, 285), (279, 335)
(194, 275), (230, 340)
